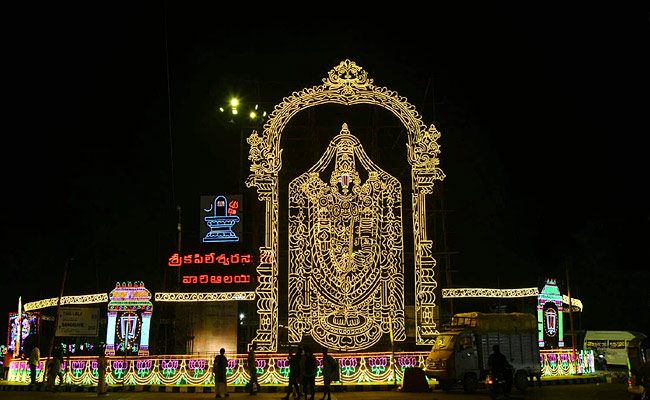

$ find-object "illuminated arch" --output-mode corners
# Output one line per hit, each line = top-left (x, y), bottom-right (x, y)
(246, 60), (445, 350)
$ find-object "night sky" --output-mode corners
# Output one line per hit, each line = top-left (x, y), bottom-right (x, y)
(3, 4), (648, 340)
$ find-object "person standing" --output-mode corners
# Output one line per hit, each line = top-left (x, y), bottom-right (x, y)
(97, 350), (108, 396)
(46, 355), (61, 392)
(213, 348), (229, 398)
(45, 359), (55, 391)
(54, 344), (65, 387)
(3, 349), (13, 380)
(300, 346), (317, 400)
(247, 342), (259, 395)
(28, 345), (40, 385)
(282, 348), (301, 399)
(320, 348), (338, 400)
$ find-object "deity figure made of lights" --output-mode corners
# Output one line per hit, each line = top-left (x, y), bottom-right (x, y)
(288, 124), (405, 351)
(247, 60), (445, 351)
(105, 281), (153, 356)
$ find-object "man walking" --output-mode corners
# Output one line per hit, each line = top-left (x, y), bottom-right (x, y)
(321, 348), (338, 400)
(300, 346), (317, 400)
(28, 345), (40, 385)
(282, 347), (301, 399)
(97, 350), (108, 396)
(213, 348), (229, 398)
(248, 342), (259, 395)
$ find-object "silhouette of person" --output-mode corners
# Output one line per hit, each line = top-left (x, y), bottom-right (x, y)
(247, 342), (259, 395)
(213, 348), (229, 398)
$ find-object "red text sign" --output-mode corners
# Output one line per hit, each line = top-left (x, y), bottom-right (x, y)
(168, 253), (274, 266)
(181, 274), (254, 285)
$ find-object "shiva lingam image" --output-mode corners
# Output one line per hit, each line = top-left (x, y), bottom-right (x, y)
(202, 195), (240, 243)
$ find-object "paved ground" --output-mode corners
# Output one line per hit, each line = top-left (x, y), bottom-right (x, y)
(0, 383), (633, 400)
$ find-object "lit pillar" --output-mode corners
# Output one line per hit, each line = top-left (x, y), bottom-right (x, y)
(105, 312), (117, 355)
(139, 312), (152, 356)
(558, 303), (564, 347)
(537, 304), (544, 347)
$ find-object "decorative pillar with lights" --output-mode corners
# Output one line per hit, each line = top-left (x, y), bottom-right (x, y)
(537, 279), (564, 349)
(104, 282), (153, 356)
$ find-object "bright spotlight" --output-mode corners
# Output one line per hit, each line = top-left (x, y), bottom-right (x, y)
(219, 107), (224, 112)
(250, 111), (256, 118)
(230, 98), (239, 107)
(239, 313), (245, 320)
(232, 108), (238, 115)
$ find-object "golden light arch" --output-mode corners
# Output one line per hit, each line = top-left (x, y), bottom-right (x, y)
(246, 60), (445, 351)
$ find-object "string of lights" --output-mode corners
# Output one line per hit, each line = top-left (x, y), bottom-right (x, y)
(441, 287), (583, 312)
(7, 351), (428, 386)
(562, 295), (583, 312)
(442, 288), (539, 298)
(23, 294), (109, 311)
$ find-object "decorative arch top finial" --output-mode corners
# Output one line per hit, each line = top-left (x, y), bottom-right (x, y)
(323, 59), (374, 95)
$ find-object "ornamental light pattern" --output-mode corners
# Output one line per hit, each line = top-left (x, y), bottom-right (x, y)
(23, 294), (109, 311)
(7, 351), (428, 386)
(246, 60), (445, 350)
(288, 125), (405, 350)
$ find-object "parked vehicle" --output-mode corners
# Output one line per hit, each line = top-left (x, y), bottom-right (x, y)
(584, 330), (647, 368)
(424, 312), (541, 393)
(627, 336), (650, 400)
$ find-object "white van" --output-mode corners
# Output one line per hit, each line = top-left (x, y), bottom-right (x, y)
(583, 331), (647, 367)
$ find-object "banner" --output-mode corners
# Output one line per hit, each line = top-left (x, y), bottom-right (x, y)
(56, 307), (100, 337)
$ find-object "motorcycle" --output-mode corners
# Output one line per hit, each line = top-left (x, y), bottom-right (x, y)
(486, 371), (512, 399)
(628, 374), (649, 400)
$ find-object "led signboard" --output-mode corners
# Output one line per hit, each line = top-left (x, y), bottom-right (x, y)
(200, 195), (243, 243)
(169, 252), (257, 293)
(167, 252), (272, 266)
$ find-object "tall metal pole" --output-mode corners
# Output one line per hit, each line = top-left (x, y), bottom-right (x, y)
(15, 297), (22, 358)
(47, 259), (69, 373)
(566, 263), (577, 373)
(176, 205), (181, 287)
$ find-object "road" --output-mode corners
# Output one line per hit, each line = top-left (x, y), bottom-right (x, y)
(0, 383), (633, 400)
